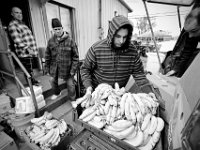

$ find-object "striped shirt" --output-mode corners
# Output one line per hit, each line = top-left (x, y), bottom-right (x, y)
(81, 16), (152, 92)
(8, 19), (38, 57)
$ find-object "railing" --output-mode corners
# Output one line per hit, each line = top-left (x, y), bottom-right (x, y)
(0, 50), (40, 117)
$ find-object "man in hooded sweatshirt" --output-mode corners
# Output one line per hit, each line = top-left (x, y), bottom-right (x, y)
(45, 18), (79, 100)
(81, 15), (154, 94)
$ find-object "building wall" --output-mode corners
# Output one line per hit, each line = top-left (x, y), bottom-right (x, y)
(29, 0), (130, 59)
(101, 0), (130, 39)
(75, 0), (99, 60)
(29, 0), (47, 48)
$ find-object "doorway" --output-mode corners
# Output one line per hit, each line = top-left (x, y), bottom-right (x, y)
(0, 0), (31, 29)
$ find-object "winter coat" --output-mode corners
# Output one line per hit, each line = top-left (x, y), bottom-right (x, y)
(45, 32), (79, 79)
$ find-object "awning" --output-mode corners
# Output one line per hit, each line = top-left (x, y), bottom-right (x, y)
(146, 0), (194, 6)
(40, 0), (50, 5)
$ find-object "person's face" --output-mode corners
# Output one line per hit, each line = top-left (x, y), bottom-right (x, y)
(53, 27), (63, 37)
(12, 7), (23, 21)
(113, 28), (128, 48)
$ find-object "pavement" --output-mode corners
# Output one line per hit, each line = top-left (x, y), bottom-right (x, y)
(146, 52), (165, 74)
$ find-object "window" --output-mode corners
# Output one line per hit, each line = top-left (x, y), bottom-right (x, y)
(45, 2), (72, 37)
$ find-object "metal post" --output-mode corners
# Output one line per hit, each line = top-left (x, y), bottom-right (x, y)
(142, 0), (162, 70)
(7, 51), (22, 95)
(11, 52), (40, 117)
(28, 79), (40, 117)
(177, 6), (182, 33)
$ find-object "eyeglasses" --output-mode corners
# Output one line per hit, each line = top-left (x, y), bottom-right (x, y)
(53, 27), (63, 31)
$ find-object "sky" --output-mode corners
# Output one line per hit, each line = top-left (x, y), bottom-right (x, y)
(124, 0), (192, 37)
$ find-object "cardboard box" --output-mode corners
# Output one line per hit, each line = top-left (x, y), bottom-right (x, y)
(0, 131), (18, 150)
(147, 74), (178, 123)
(181, 98), (200, 150)
(22, 85), (43, 97)
(167, 53), (200, 150)
(180, 52), (200, 119)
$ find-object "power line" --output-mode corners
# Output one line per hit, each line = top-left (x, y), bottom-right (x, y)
(129, 10), (189, 18)
(129, 13), (188, 19)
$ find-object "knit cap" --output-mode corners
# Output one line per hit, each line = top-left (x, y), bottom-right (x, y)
(52, 18), (62, 28)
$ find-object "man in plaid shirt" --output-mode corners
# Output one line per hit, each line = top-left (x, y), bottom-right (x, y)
(44, 18), (79, 100)
(8, 6), (39, 85)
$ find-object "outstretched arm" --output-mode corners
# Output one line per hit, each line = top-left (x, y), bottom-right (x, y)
(80, 46), (96, 90)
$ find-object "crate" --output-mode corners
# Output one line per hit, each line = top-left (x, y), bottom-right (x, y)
(69, 129), (124, 150)
(73, 105), (163, 150)
(23, 124), (73, 150)
(0, 131), (18, 150)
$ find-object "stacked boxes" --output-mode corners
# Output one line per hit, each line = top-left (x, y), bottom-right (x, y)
(15, 86), (46, 114)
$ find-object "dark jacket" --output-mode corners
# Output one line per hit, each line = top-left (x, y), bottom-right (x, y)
(81, 16), (152, 93)
(45, 32), (79, 79)
(172, 31), (199, 77)
(161, 29), (199, 77)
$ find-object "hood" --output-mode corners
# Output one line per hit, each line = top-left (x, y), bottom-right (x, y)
(107, 15), (133, 47)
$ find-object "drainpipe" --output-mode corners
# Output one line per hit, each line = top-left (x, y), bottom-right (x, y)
(98, 0), (103, 39)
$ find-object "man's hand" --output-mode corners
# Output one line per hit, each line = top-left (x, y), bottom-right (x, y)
(86, 86), (93, 95)
(71, 86), (93, 108)
(165, 70), (176, 77)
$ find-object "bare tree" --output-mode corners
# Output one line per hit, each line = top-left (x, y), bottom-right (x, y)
(137, 17), (156, 34)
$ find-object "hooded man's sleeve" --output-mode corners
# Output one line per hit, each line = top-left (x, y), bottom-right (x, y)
(80, 46), (96, 89)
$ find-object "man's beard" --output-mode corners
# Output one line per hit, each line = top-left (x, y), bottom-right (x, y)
(112, 41), (129, 50)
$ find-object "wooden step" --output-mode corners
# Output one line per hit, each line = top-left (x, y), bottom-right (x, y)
(3, 71), (69, 115)
(39, 89), (70, 115)
(50, 101), (73, 119)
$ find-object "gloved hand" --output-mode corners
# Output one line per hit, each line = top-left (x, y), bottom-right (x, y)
(71, 86), (93, 108)
(84, 86), (92, 101)
(86, 86), (93, 95)
(165, 70), (176, 77)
